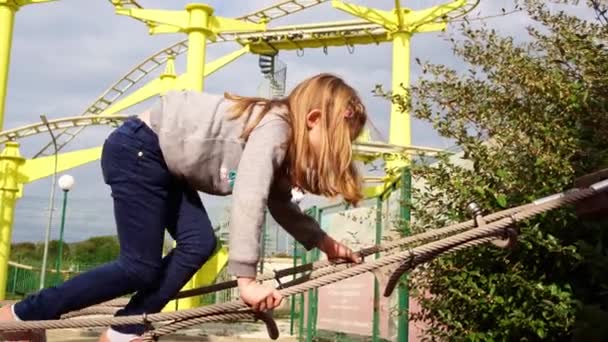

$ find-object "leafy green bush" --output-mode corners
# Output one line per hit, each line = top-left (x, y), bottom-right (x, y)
(389, 1), (608, 340)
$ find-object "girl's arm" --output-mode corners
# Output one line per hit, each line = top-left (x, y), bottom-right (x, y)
(267, 176), (328, 250)
(267, 178), (362, 264)
(227, 117), (292, 311)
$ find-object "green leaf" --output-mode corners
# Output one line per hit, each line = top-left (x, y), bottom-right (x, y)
(495, 193), (508, 208)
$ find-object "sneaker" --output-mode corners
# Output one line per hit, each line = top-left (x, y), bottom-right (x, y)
(98, 328), (144, 342)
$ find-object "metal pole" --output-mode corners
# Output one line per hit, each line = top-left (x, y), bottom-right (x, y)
(185, 4), (212, 90)
(398, 168), (412, 342)
(54, 189), (69, 278)
(373, 197), (383, 342)
(0, 2), (16, 130)
(39, 115), (58, 289)
(290, 239), (297, 336)
(0, 141), (24, 299)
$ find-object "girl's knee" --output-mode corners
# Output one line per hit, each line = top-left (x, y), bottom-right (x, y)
(117, 258), (162, 289)
(180, 232), (217, 265)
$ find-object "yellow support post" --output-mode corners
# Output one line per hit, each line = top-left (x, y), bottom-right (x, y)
(114, 3), (265, 91)
(0, 1), (16, 131)
(19, 146), (102, 185)
(0, 0), (55, 130)
(332, 2), (468, 341)
(389, 31), (411, 170)
(0, 142), (102, 299)
(332, 0), (460, 171)
(163, 245), (229, 311)
(0, 141), (24, 299)
(160, 56), (177, 91)
(185, 4), (211, 91)
(100, 45), (249, 116)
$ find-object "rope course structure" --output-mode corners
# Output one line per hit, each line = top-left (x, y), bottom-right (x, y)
(0, 177), (606, 340)
(0, 0), (548, 340)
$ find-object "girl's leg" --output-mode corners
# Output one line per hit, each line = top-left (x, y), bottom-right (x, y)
(112, 184), (217, 336)
(13, 117), (174, 321)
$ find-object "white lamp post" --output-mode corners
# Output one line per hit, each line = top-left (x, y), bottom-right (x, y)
(54, 174), (74, 277)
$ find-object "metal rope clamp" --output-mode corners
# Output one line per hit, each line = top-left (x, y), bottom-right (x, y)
(273, 269), (285, 290)
(467, 202), (518, 249)
(140, 313), (158, 341)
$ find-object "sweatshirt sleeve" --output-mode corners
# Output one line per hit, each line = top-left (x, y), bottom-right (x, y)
(227, 118), (291, 278)
(267, 176), (327, 251)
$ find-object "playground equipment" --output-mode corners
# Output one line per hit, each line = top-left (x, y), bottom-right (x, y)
(1, 0), (550, 340)
(0, 178), (606, 340)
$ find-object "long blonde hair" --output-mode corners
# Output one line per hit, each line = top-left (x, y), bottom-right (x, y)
(225, 73), (367, 205)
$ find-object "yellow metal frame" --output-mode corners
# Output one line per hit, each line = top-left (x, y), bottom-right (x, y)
(163, 245), (229, 311)
(331, 0), (465, 197)
(0, 0), (56, 130)
(0, 1), (471, 303)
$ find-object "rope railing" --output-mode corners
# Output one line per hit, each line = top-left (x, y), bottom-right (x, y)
(0, 177), (605, 341)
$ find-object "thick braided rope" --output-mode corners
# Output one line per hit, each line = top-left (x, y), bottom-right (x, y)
(0, 233), (499, 332)
(61, 307), (118, 319)
(383, 233), (508, 296)
(0, 185), (601, 332)
(127, 200), (541, 305)
(43, 200), (542, 311)
(132, 235), (498, 340)
(383, 187), (595, 294)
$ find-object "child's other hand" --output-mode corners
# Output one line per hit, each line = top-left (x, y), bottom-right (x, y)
(237, 277), (283, 312)
(318, 235), (362, 264)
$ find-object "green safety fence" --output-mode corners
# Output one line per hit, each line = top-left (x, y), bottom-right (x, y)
(6, 261), (235, 305)
(5, 262), (102, 298)
(291, 169), (411, 342)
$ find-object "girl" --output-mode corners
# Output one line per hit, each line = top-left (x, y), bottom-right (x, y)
(0, 73), (367, 342)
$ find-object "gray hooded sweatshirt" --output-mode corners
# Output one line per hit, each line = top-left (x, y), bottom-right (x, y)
(147, 90), (326, 277)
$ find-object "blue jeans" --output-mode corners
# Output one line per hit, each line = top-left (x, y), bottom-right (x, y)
(14, 117), (217, 335)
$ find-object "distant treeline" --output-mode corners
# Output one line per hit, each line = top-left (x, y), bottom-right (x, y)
(10, 236), (119, 269)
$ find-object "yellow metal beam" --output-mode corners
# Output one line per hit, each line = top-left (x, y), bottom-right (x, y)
(331, 0), (399, 30)
(115, 3), (265, 91)
(410, 0), (467, 25)
(414, 22), (447, 34)
(333, 0), (466, 170)
(101, 46), (249, 115)
(163, 245), (229, 311)
(115, 8), (188, 33)
(100, 75), (187, 116)
(363, 184), (385, 199)
(394, 0), (404, 29)
(204, 45), (250, 78)
(210, 15), (266, 34)
(247, 33), (389, 55)
(19, 146), (101, 185)
(0, 0), (56, 130)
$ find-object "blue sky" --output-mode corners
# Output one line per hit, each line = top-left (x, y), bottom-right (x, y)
(4, 0), (589, 243)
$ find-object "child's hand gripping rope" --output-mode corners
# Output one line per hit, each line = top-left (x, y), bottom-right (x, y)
(237, 277), (283, 312)
(237, 235), (361, 312)
(318, 235), (363, 264)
